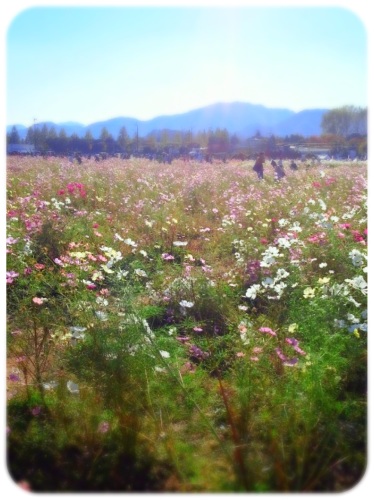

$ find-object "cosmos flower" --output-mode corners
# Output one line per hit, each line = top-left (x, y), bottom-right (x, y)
(303, 287), (315, 299)
(179, 300), (194, 308)
(259, 327), (277, 337)
(67, 380), (79, 394)
(98, 421), (110, 433)
(32, 297), (48, 305)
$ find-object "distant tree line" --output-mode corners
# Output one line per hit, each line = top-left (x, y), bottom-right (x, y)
(7, 106), (367, 159)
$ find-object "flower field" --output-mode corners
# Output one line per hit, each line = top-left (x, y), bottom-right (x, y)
(6, 155), (367, 492)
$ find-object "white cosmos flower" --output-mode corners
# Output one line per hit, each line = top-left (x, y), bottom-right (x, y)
(347, 313), (360, 324)
(43, 381), (58, 390)
(179, 300), (194, 308)
(96, 297), (108, 307)
(67, 381), (79, 394)
(116, 269), (129, 279)
(124, 238), (137, 247)
(134, 269), (147, 277)
(95, 311), (108, 321)
(273, 282), (287, 295)
(345, 276), (367, 295)
(101, 264), (115, 274)
(347, 296), (361, 307)
(277, 238), (291, 248)
(275, 268), (290, 280)
(278, 218), (289, 227)
(349, 249), (366, 267)
(262, 277), (274, 288)
(155, 366), (167, 373)
(159, 350), (170, 358)
(245, 284), (261, 300)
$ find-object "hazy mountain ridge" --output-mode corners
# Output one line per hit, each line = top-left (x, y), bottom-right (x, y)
(7, 102), (329, 140)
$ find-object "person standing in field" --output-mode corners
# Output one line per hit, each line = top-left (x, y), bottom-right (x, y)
(253, 152), (266, 180)
(274, 159), (286, 181)
(290, 159), (298, 171)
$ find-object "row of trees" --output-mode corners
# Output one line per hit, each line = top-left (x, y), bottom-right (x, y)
(7, 124), (236, 156)
(7, 106), (367, 158)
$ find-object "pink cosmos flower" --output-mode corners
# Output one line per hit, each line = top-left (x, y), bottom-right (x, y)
(238, 324), (247, 334)
(31, 406), (41, 416)
(6, 237), (19, 245)
(162, 253), (175, 261)
(259, 327), (277, 336)
(32, 297), (47, 305)
(98, 421), (110, 433)
(6, 271), (19, 284)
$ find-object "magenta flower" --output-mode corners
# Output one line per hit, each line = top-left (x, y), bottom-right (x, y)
(259, 327), (277, 337)
(285, 337), (306, 355)
(275, 347), (287, 362)
(275, 347), (298, 366)
(31, 406), (41, 416)
(8, 373), (21, 382)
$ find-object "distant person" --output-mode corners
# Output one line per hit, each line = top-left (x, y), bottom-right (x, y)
(271, 159), (277, 168)
(253, 152), (266, 179)
(273, 159), (286, 181)
(290, 160), (298, 171)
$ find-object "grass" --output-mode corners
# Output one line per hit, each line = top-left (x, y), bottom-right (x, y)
(6, 155), (367, 492)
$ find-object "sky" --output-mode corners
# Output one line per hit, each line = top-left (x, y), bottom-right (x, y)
(3, 0), (369, 128)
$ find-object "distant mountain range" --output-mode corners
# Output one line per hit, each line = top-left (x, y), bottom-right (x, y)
(7, 102), (329, 140)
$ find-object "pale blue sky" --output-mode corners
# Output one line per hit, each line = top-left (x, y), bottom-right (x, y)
(5, 2), (368, 127)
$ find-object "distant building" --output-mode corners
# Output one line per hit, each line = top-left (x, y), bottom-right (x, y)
(7, 143), (35, 155)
